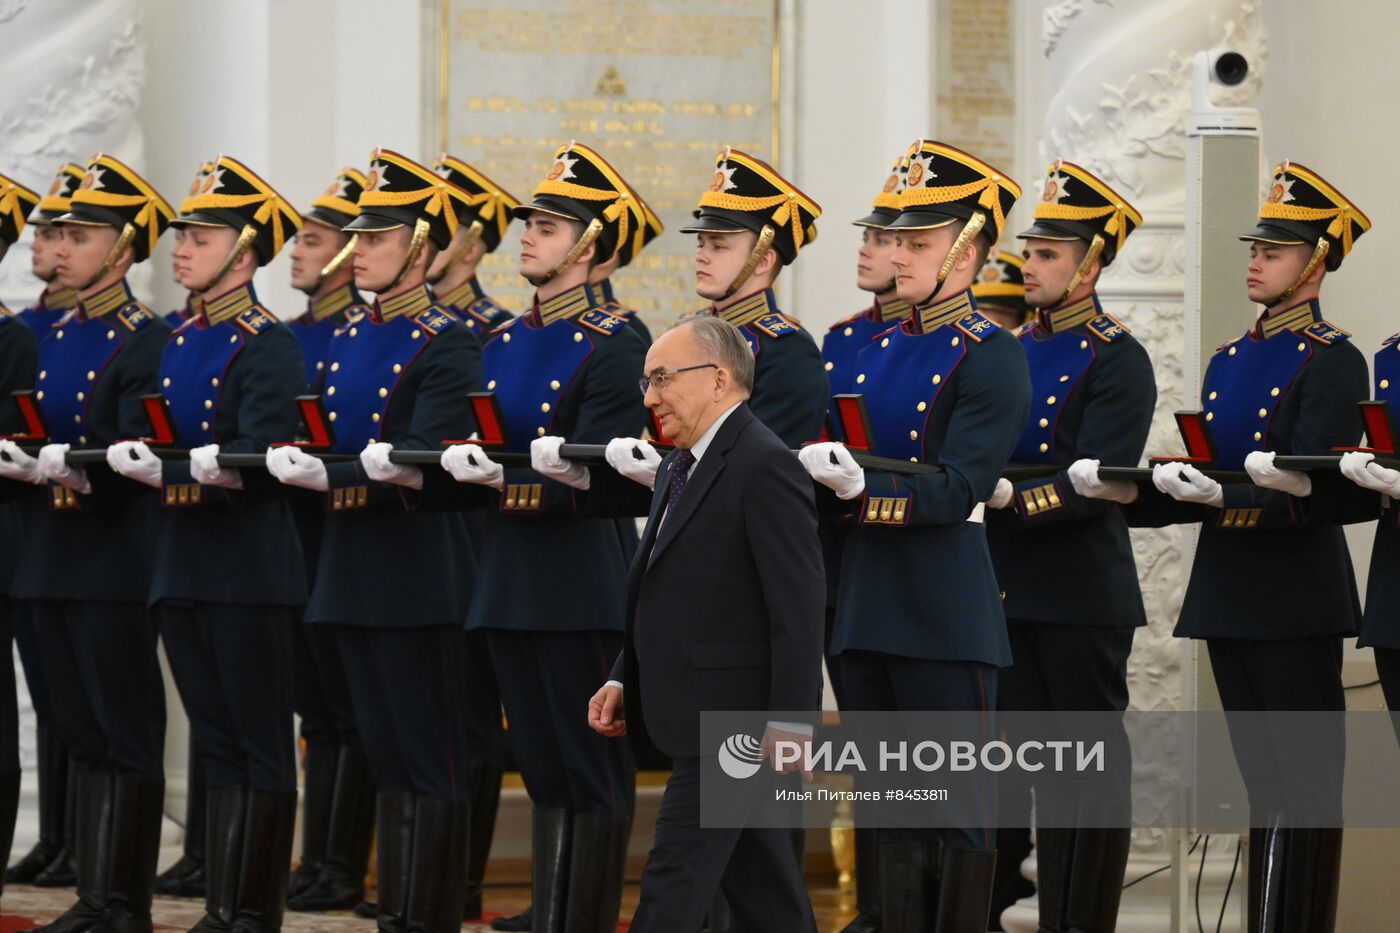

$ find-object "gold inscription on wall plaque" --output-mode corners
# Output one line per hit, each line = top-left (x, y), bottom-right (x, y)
(434, 0), (780, 329)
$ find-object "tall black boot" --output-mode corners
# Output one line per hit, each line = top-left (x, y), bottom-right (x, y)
(32, 749), (78, 887)
(877, 839), (935, 933)
(561, 814), (629, 933)
(1248, 817), (1287, 933)
(529, 807), (572, 933)
(0, 768), (20, 899)
(286, 741), (337, 901)
(21, 768), (116, 933)
(7, 727), (67, 883)
(404, 796), (469, 933)
(190, 784), (248, 933)
(1279, 828), (1341, 933)
(374, 791), (416, 933)
(933, 847), (997, 933)
(1033, 827), (1072, 933)
(228, 789), (297, 933)
(155, 746), (206, 897)
(838, 826), (882, 933)
(1059, 828), (1131, 932)
(287, 742), (377, 911)
(100, 775), (165, 933)
(462, 761), (501, 920)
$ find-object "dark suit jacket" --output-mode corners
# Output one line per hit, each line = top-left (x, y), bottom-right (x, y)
(594, 403), (824, 759)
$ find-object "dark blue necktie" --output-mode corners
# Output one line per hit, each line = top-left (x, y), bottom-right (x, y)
(666, 448), (696, 517)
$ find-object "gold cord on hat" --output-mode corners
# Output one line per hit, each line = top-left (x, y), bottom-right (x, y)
(196, 224), (258, 294)
(723, 224), (777, 299)
(389, 219), (432, 291)
(315, 232), (359, 290)
(530, 217), (604, 287)
(1053, 233), (1105, 308)
(1270, 238), (1329, 308)
(917, 210), (986, 306)
(80, 223), (137, 292)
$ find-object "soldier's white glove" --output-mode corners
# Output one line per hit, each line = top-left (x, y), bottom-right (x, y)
(360, 441), (422, 489)
(798, 442), (866, 501)
(106, 440), (163, 489)
(531, 436), (590, 491)
(0, 440), (42, 484)
(1068, 458), (1139, 504)
(1152, 460), (1223, 507)
(190, 444), (243, 490)
(988, 477), (1014, 509)
(38, 443), (91, 494)
(266, 446), (329, 492)
(604, 437), (661, 490)
(1245, 450), (1311, 498)
(1340, 451), (1400, 499)
(441, 444), (505, 489)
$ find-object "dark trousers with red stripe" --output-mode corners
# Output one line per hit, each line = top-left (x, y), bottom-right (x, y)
(998, 621), (1134, 826)
(333, 623), (473, 801)
(839, 649), (998, 851)
(159, 603), (296, 790)
(487, 629), (633, 817)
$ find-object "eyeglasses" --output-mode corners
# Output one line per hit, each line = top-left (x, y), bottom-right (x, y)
(638, 363), (718, 395)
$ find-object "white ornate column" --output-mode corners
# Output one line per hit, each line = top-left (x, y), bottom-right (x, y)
(0, 0), (150, 853)
(1001, 3), (1266, 930)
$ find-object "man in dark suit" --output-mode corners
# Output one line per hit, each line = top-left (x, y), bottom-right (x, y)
(572, 313), (824, 933)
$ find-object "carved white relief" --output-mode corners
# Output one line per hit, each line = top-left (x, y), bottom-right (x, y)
(0, 0), (147, 312)
(1041, 1), (1266, 202)
(1042, 0), (1115, 58)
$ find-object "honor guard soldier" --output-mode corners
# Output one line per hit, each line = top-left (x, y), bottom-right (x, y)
(281, 166), (378, 913)
(267, 147), (484, 933)
(5, 163), (82, 890)
(587, 175), (663, 344)
(104, 154), (307, 933)
(686, 147), (826, 447)
(420, 141), (648, 933)
(20, 163), (83, 333)
(0, 156), (173, 933)
(985, 160), (1155, 933)
(428, 153), (519, 337)
(824, 153), (913, 439)
(1074, 161), (1371, 932)
(819, 154), (913, 933)
(588, 147), (826, 507)
(800, 139), (1031, 931)
(971, 250), (1031, 331)
(0, 171), (40, 909)
(161, 161), (215, 332)
(288, 166), (370, 386)
(422, 152), (519, 922)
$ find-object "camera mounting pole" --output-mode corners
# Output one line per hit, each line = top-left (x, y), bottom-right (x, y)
(1172, 46), (1261, 933)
